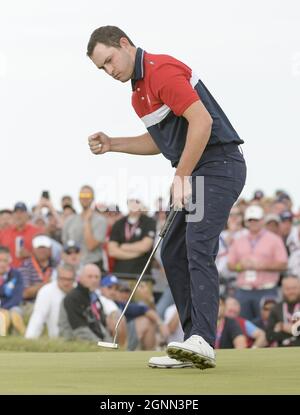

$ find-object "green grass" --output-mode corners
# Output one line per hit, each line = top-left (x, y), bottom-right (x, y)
(0, 345), (300, 394)
(0, 336), (100, 352)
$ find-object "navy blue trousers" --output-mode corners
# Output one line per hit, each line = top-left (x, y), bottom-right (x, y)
(161, 144), (246, 347)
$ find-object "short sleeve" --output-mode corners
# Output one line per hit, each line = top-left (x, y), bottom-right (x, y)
(245, 320), (258, 337)
(141, 217), (156, 239)
(150, 63), (200, 116)
(109, 220), (124, 243)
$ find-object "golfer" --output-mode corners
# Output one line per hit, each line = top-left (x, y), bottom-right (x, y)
(87, 26), (246, 369)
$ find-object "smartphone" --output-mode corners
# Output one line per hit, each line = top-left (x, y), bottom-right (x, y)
(41, 190), (50, 200)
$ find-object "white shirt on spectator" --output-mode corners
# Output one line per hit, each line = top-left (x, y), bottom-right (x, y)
(96, 288), (119, 316)
(25, 280), (66, 338)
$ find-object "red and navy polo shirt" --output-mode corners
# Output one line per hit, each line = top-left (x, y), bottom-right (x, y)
(131, 48), (243, 168)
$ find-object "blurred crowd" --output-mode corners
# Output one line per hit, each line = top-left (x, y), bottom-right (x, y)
(0, 186), (300, 350)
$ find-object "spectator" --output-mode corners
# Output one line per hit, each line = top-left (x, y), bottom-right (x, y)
(59, 264), (117, 343)
(266, 275), (300, 347)
(19, 234), (56, 304)
(25, 264), (76, 338)
(46, 212), (63, 244)
(225, 297), (267, 348)
(61, 205), (76, 225)
(253, 297), (277, 333)
(0, 202), (43, 268)
(0, 246), (25, 336)
(276, 192), (293, 211)
(108, 198), (156, 276)
(91, 273), (127, 347)
(264, 214), (280, 235)
(31, 214), (62, 267)
(222, 205), (248, 247)
(34, 196), (63, 238)
(62, 185), (107, 271)
(270, 199), (288, 215)
(60, 240), (82, 272)
(114, 280), (168, 350)
(0, 209), (13, 231)
(61, 195), (74, 211)
(252, 190), (264, 202)
(216, 206), (248, 293)
(100, 274), (120, 301)
(278, 210), (300, 277)
(215, 297), (247, 349)
(98, 204), (123, 273)
(101, 275), (167, 350)
(228, 205), (287, 321)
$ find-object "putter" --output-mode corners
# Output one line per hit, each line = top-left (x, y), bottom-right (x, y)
(98, 205), (178, 349)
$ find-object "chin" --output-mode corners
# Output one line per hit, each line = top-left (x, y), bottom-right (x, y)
(119, 75), (130, 83)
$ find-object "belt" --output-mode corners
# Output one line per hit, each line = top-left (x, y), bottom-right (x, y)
(239, 283), (277, 291)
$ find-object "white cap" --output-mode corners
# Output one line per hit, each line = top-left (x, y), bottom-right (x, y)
(244, 205), (264, 221)
(265, 213), (280, 224)
(32, 235), (52, 249)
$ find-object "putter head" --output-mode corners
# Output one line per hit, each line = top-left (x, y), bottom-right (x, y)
(97, 341), (119, 349)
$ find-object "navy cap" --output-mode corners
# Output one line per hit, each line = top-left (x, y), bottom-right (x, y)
(101, 275), (119, 288)
(279, 210), (293, 222)
(276, 192), (291, 203)
(13, 202), (27, 212)
(64, 240), (80, 253)
(253, 190), (264, 200)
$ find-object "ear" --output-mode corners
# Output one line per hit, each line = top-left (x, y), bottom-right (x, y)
(119, 37), (130, 49)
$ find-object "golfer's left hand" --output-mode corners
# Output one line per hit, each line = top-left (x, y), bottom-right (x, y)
(171, 175), (192, 209)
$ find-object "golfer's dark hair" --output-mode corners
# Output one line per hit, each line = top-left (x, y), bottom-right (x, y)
(87, 26), (135, 57)
(0, 245), (10, 255)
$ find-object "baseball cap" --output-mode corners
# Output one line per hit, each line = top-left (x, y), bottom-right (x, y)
(13, 202), (27, 212)
(279, 210), (293, 222)
(64, 240), (80, 253)
(265, 213), (280, 224)
(253, 190), (264, 200)
(276, 192), (291, 203)
(101, 275), (119, 288)
(244, 205), (264, 221)
(32, 235), (52, 249)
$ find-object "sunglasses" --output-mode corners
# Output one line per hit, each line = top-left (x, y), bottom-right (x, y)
(65, 249), (80, 255)
(79, 192), (93, 199)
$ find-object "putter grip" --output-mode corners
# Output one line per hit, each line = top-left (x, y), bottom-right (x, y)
(159, 206), (178, 238)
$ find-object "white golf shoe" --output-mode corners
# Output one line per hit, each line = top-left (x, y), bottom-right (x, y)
(148, 355), (194, 369)
(166, 335), (216, 370)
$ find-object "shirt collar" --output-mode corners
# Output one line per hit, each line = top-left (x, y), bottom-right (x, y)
(131, 47), (145, 90)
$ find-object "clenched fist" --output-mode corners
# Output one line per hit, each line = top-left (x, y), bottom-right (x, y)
(88, 132), (111, 155)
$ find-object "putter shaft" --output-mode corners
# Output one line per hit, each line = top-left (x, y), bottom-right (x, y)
(112, 236), (162, 345)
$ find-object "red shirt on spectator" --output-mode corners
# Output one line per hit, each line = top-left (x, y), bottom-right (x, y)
(0, 224), (43, 268)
